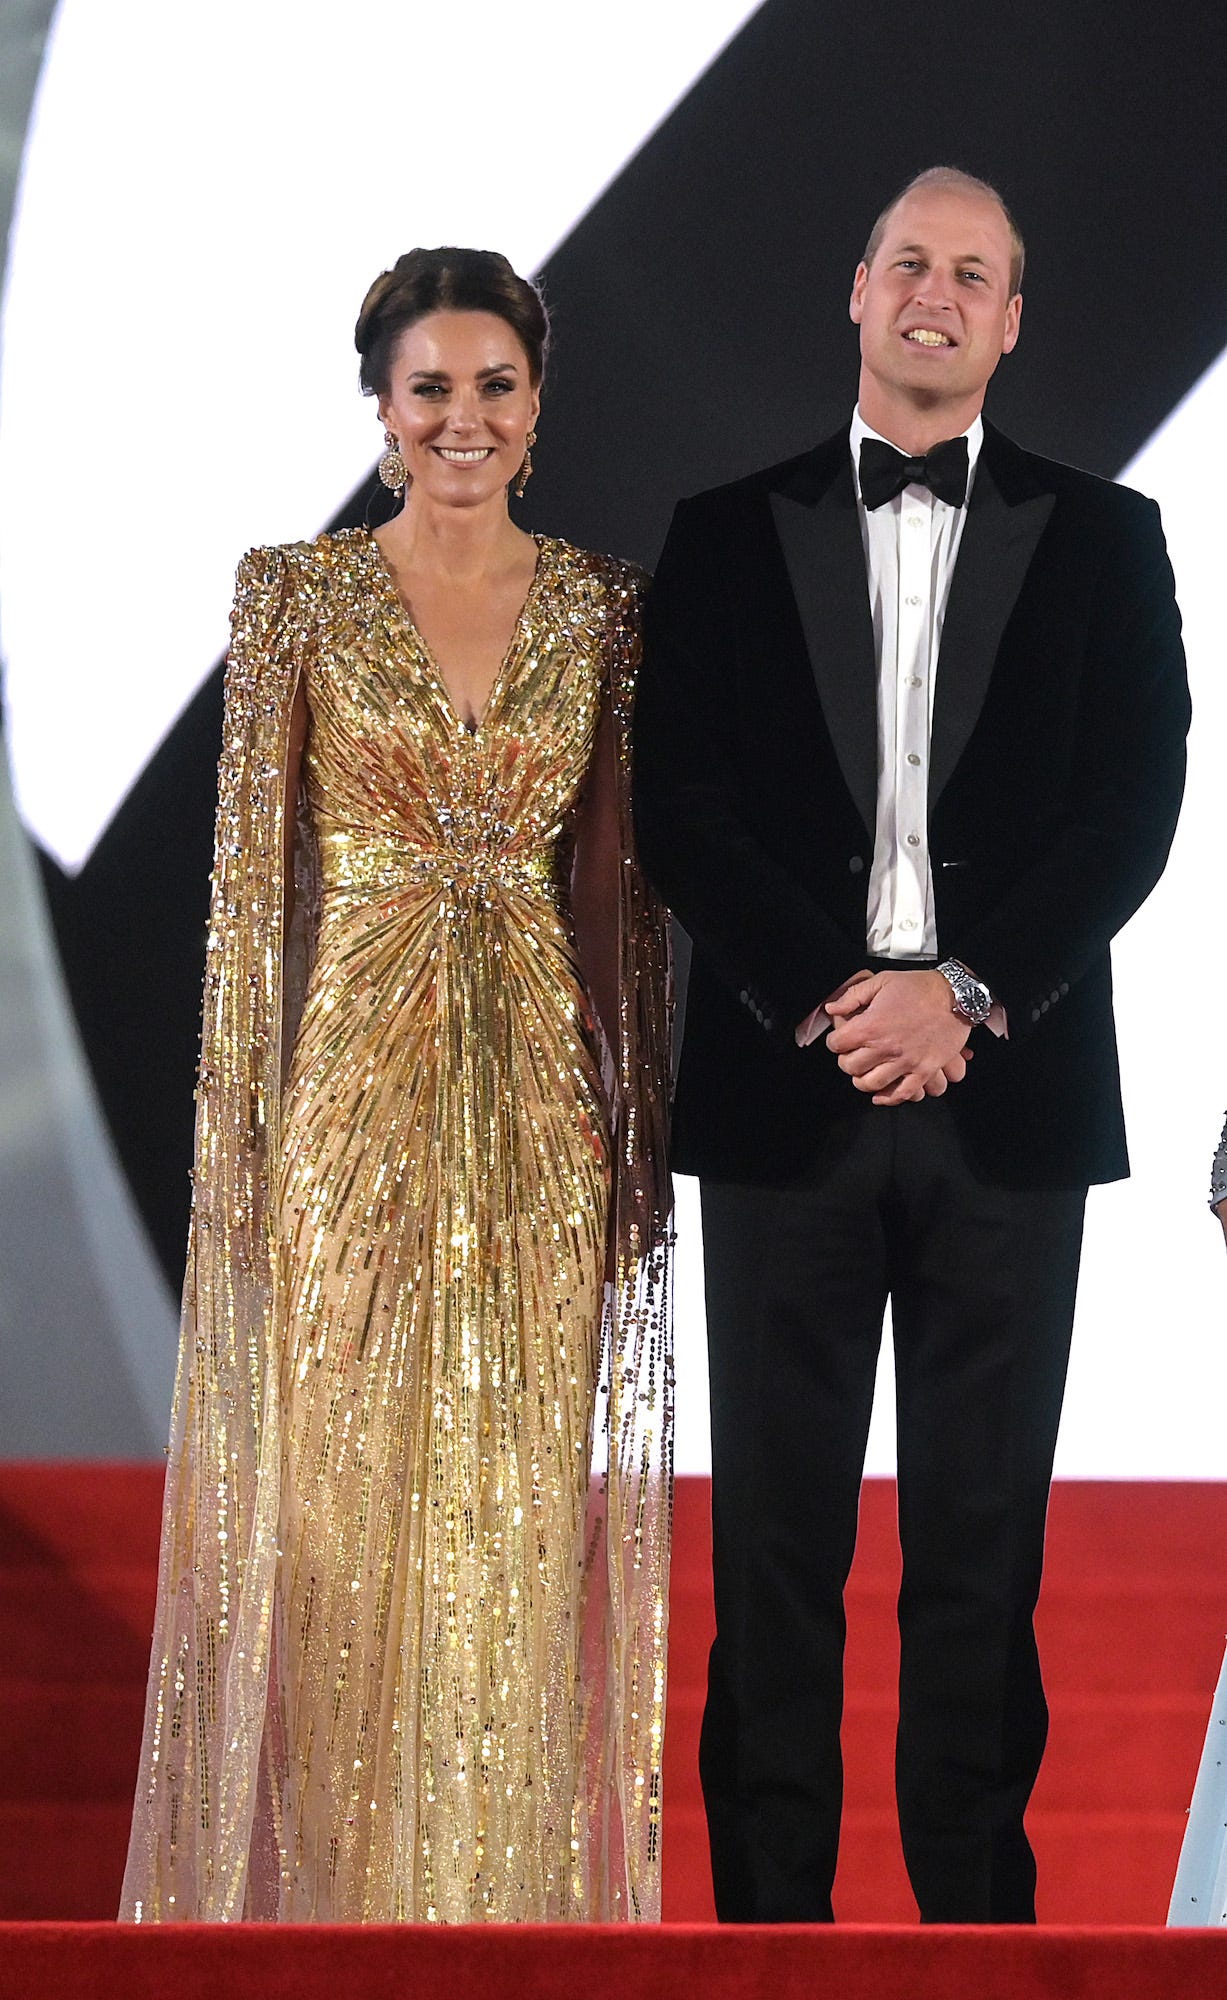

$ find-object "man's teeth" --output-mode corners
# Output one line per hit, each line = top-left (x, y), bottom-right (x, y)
(905, 329), (952, 347)
(437, 447), (493, 461)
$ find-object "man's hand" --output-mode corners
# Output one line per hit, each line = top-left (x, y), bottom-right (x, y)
(824, 969), (878, 1009)
(922, 1044), (972, 1098)
(823, 969), (971, 1105)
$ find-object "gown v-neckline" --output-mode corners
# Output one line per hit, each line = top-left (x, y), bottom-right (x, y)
(366, 527), (546, 737)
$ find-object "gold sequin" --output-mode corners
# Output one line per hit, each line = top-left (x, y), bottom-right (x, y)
(120, 529), (673, 1924)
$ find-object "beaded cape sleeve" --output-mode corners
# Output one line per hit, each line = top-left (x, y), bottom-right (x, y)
(580, 558), (675, 1916)
(118, 541), (674, 1922)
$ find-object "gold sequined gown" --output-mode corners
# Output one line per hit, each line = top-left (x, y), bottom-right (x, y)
(121, 529), (673, 1925)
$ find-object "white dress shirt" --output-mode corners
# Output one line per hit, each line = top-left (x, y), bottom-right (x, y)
(796, 409), (1005, 1047)
(850, 405), (983, 958)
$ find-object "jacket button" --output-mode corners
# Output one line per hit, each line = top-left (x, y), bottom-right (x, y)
(1040, 999), (1050, 1013)
(739, 989), (749, 1005)
(1050, 990), (1061, 1004)
(848, 856), (865, 875)
(1059, 982), (1069, 996)
(1031, 1008), (1041, 1024)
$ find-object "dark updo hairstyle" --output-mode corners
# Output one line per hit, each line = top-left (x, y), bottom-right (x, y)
(355, 247), (550, 399)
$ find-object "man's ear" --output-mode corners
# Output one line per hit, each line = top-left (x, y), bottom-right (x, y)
(849, 262), (869, 326)
(1002, 292), (1023, 355)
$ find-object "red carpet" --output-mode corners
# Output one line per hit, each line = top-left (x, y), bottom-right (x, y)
(1, 1467), (1226, 1945)
(0, 1922), (1225, 2000)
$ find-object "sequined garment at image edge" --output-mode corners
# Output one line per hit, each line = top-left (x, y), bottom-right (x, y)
(120, 529), (673, 1923)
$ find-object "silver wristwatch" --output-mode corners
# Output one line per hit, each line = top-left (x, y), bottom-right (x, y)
(936, 958), (993, 1028)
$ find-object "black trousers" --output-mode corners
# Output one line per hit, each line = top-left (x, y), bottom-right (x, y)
(698, 1097), (1086, 1924)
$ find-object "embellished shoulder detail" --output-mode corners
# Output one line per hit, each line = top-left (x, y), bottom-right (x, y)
(230, 535), (371, 661)
(536, 536), (649, 602)
(305, 525), (373, 568)
(224, 543), (323, 709)
(530, 542), (650, 684)
(229, 540), (327, 640)
(234, 537), (327, 585)
(228, 543), (291, 652)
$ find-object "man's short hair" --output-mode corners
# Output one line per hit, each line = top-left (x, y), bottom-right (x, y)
(862, 166), (1025, 297)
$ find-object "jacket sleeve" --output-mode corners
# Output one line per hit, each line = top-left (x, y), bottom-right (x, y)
(952, 494), (1189, 1038)
(633, 496), (863, 1038)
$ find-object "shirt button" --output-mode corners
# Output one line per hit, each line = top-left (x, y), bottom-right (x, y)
(905, 675), (923, 688)
(901, 918), (918, 932)
(907, 752), (921, 766)
(907, 515), (924, 528)
(906, 593), (922, 607)
(907, 833), (920, 846)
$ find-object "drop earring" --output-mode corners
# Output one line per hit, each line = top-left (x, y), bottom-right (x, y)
(515, 429), (537, 499)
(378, 427), (407, 492)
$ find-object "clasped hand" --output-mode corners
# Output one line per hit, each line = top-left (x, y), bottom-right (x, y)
(823, 969), (972, 1106)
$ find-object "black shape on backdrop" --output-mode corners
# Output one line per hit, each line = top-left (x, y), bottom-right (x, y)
(35, 0), (1227, 1287)
(37, 670), (223, 1286)
(526, 0), (1227, 564)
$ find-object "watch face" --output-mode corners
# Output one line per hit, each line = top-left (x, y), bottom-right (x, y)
(966, 980), (992, 1023)
(941, 963), (990, 1023)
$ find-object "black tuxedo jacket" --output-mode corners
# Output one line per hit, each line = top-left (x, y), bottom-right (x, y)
(633, 423), (1190, 1190)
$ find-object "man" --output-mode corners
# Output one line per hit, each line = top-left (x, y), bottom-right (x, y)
(633, 167), (1188, 1924)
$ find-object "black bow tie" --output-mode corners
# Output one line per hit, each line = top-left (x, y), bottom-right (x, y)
(858, 434), (969, 511)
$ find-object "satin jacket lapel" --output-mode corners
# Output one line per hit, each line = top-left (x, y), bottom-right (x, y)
(929, 443), (1055, 805)
(769, 446), (878, 837)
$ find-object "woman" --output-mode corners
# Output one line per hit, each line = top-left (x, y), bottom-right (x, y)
(120, 249), (673, 1924)
(1168, 1121), (1227, 1926)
